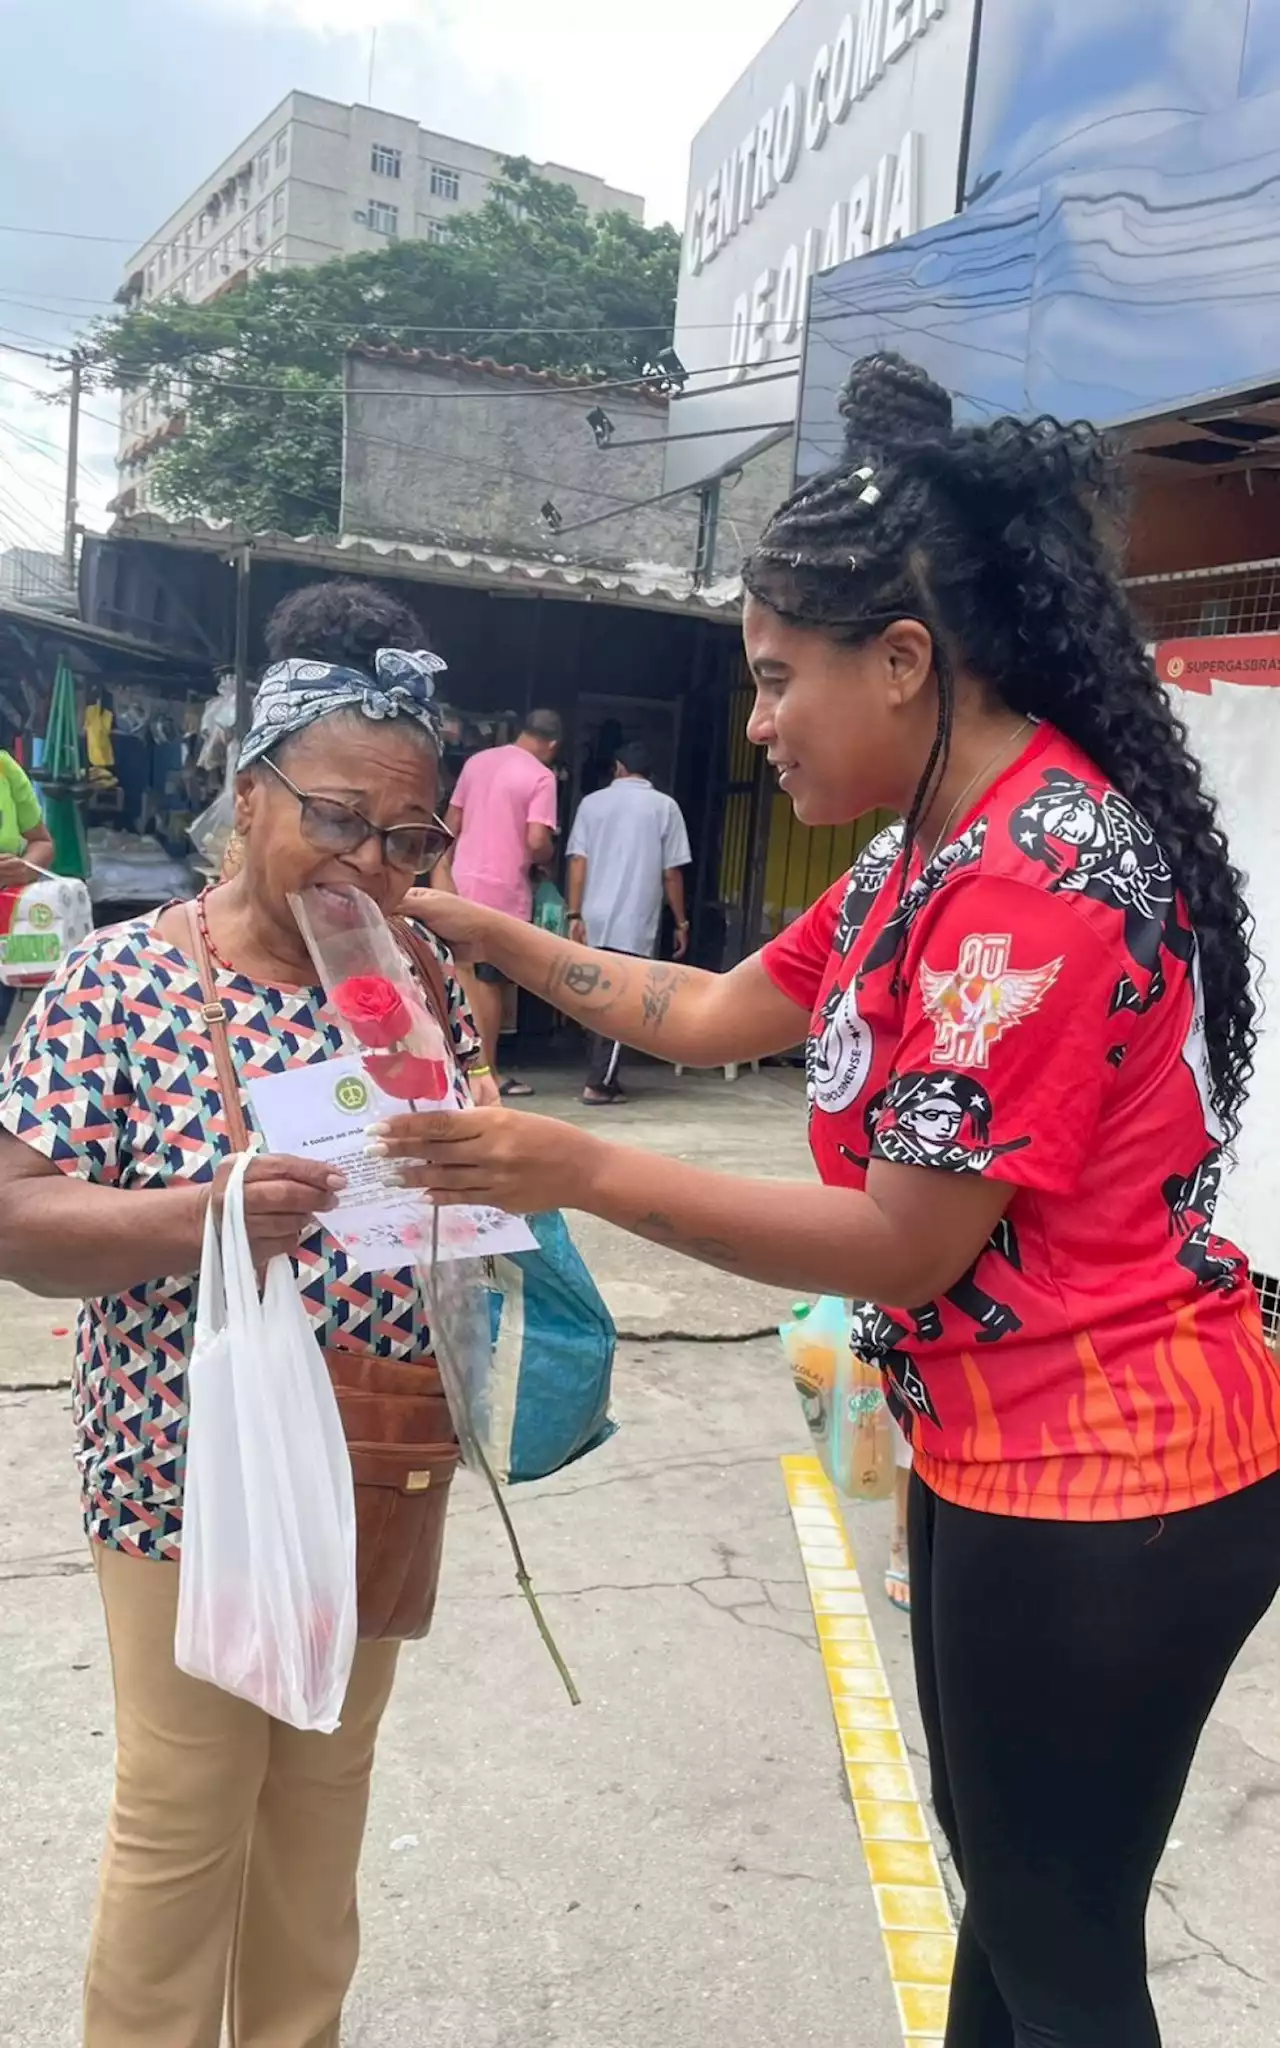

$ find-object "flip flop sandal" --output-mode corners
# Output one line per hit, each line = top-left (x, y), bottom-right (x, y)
(500, 1079), (536, 1098)
(885, 1564), (912, 1615)
(582, 1088), (629, 1107)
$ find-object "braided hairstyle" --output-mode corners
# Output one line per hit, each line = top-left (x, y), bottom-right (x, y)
(744, 352), (1256, 1139)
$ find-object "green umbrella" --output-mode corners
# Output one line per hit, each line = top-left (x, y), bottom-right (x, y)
(39, 656), (90, 880)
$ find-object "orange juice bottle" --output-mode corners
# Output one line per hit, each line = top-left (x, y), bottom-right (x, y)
(784, 1301), (838, 1456)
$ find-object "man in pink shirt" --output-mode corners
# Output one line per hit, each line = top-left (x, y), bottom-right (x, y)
(443, 709), (561, 1096)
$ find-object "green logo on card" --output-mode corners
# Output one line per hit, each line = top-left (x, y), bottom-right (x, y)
(334, 1075), (370, 1115)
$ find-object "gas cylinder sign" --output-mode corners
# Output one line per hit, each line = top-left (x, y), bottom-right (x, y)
(1156, 634), (1280, 694)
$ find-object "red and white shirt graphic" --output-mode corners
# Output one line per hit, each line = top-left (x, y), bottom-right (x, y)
(762, 724), (1280, 1522)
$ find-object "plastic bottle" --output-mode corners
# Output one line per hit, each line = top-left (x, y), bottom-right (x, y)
(780, 1297), (896, 1503)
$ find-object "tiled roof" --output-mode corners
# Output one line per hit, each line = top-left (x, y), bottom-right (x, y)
(347, 344), (671, 408)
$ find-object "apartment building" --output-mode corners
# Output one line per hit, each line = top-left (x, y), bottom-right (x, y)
(114, 91), (645, 508)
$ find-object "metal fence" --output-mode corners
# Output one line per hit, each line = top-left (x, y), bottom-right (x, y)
(1124, 558), (1280, 640)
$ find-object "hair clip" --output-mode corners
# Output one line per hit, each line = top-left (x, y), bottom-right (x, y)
(853, 466), (876, 482)
(848, 554), (858, 571)
(858, 483), (882, 507)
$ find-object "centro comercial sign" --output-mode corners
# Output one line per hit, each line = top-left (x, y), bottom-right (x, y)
(666, 0), (977, 496)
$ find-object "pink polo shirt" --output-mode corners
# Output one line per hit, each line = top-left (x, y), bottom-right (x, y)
(449, 743), (559, 922)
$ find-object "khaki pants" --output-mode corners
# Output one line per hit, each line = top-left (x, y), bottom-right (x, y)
(85, 1544), (399, 2048)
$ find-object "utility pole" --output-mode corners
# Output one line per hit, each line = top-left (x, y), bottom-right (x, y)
(62, 350), (83, 590)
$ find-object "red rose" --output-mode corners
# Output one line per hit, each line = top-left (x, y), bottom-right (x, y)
(365, 1051), (451, 1102)
(332, 975), (412, 1050)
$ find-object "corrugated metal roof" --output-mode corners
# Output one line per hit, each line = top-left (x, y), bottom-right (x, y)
(0, 595), (213, 672)
(108, 512), (744, 621)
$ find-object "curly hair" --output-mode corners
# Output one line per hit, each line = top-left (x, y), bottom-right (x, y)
(743, 352), (1256, 1139)
(264, 579), (428, 666)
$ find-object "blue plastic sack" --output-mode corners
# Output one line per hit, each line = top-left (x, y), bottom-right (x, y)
(485, 1211), (617, 1483)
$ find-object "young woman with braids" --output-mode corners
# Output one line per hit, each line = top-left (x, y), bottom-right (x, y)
(386, 354), (1280, 2046)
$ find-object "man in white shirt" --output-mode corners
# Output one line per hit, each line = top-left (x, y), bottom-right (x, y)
(565, 742), (692, 1106)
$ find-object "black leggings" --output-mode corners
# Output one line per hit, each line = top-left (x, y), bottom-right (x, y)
(909, 1469), (1280, 2047)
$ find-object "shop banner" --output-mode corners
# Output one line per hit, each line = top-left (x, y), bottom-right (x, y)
(1152, 634), (1280, 1276)
(1156, 634), (1280, 694)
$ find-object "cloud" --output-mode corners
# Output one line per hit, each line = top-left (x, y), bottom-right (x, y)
(217, 0), (425, 30)
(0, 0), (793, 536)
(208, 0), (792, 225)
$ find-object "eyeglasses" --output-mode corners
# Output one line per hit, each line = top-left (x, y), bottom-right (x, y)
(262, 758), (454, 873)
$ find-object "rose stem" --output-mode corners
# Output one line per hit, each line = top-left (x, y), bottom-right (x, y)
(429, 1194), (581, 1708)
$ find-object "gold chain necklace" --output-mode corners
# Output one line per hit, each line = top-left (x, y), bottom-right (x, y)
(921, 718), (1035, 862)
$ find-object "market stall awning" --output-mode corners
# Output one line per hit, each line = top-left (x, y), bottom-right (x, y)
(0, 596), (215, 679)
(105, 512), (744, 625)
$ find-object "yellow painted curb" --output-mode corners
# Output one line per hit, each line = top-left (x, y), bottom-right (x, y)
(782, 1454), (955, 2045)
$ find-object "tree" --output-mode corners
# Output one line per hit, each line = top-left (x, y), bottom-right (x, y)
(87, 160), (682, 534)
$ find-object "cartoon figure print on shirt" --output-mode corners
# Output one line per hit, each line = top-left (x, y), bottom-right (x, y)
(810, 824), (904, 1115)
(1009, 769), (1195, 1013)
(832, 822), (904, 959)
(868, 1071), (1030, 1175)
(850, 1220), (1024, 1436)
(1161, 960), (1245, 1294)
(862, 816), (989, 979)
(841, 1081), (1030, 1434)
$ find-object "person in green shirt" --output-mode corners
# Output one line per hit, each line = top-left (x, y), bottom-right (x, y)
(0, 750), (54, 890)
(0, 750), (55, 1029)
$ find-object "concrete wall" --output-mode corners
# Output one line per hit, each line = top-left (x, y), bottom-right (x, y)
(342, 353), (701, 570)
(342, 352), (794, 578)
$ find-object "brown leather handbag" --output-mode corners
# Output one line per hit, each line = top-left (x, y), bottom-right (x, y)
(185, 901), (462, 1642)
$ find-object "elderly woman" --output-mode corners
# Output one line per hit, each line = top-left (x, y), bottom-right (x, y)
(0, 580), (484, 2047)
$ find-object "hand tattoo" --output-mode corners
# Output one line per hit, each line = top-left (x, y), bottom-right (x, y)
(637, 1210), (741, 1270)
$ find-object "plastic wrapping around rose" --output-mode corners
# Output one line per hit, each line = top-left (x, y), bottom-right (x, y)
(332, 974), (414, 1051)
(364, 1050), (451, 1101)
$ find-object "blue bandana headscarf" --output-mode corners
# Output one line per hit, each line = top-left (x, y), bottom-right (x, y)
(238, 648), (447, 768)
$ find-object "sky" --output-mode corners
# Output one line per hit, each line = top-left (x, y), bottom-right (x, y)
(0, 0), (791, 551)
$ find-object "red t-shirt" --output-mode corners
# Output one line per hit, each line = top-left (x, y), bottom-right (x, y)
(762, 724), (1280, 1521)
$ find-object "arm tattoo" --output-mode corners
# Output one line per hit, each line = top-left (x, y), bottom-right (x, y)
(640, 964), (690, 1037)
(637, 1210), (741, 1271)
(563, 961), (610, 997)
(546, 955), (615, 1009)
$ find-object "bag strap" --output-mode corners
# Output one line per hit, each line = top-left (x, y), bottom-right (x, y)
(183, 898), (251, 1155)
(390, 919), (452, 1039)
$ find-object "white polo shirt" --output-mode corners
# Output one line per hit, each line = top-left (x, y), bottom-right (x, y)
(566, 777), (692, 957)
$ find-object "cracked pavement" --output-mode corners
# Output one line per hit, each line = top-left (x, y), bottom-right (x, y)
(1, 1065), (1277, 2043)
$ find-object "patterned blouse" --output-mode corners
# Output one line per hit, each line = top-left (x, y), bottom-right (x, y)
(0, 919), (478, 1560)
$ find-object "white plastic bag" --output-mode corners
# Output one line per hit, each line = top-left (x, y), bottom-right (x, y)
(176, 1151), (359, 1733)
